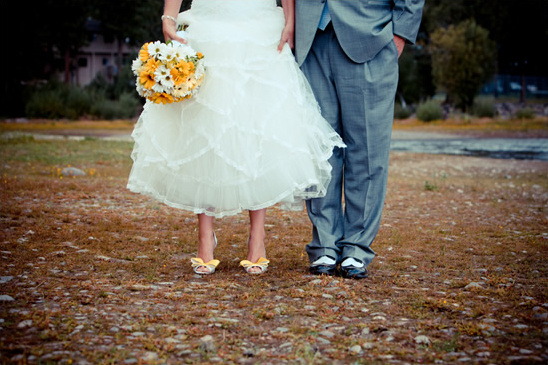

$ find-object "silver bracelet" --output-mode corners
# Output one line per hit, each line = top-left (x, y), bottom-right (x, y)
(161, 15), (177, 23)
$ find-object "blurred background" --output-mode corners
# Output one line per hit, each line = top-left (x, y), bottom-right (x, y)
(0, 0), (546, 121)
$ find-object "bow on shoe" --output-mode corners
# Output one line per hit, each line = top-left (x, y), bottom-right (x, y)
(239, 257), (270, 274)
(191, 257), (220, 275)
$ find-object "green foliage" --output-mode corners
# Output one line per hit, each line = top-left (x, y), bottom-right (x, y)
(430, 19), (496, 112)
(25, 81), (140, 120)
(25, 82), (92, 119)
(394, 103), (412, 119)
(416, 100), (444, 122)
(93, 0), (164, 48)
(424, 0), (548, 78)
(86, 62), (137, 101)
(514, 107), (535, 120)
(398, 46), (435, 105)
(91, 93), (141, 120)
(471, 97), (496, 118)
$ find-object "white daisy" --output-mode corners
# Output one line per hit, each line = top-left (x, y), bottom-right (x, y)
(131, 58), (143, 73)
(147, 41), (165, 59)
(157, 44), (178, 63)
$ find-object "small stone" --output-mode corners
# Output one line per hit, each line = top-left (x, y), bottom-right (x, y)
(242, 348), (255, 357)
(199, 335), (216, 352)
(316, 337), (331, 345)
(61, 167), (86, 176)
(464, 282), (484, 290)
(414, 335), (430, 345)
(130, 284), (152, 291)
(17, 320), (33, 328)
(349, 345), (362, 354)
(479, 323), (496, 333)
(319, 330), (335, 338)
(140, 352), (158, 362)
(519, 349), (533, 355)
(0, 276), (14, 284)
(11, 355), (25, 362)
(0, 295), (15, 301)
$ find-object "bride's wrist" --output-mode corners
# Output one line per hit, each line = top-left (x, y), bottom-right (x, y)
(161, 15), (177, 23)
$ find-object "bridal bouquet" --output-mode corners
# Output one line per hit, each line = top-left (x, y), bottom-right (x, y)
(132, 37), (205, 104)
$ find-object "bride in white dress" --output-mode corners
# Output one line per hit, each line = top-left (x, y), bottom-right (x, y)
(127, 0), (344, 275)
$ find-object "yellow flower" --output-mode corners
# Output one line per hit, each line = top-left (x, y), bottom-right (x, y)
(138, 58), (160, 89)
(170, 68), (184, 86)
(176, 60), (195, 77)
(143, 58), (159, 73)
(151, 92), (174, 104)
(139, 71), (156, 90)
(139, 43), (152, 62)
(196, 52), (204, 59)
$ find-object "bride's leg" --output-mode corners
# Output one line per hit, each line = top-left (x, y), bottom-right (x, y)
(247, 209), (267, 268)
(196, 213), (216, 273)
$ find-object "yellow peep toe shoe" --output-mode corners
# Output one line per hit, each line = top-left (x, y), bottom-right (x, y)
(191, 258), (220, 275)
(239, 257), (270, 274)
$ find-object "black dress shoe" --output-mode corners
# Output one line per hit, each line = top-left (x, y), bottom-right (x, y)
(309, 264), (337, 276)
(341, 265), (368, 279)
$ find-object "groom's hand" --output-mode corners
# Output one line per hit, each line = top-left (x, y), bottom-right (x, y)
(394, 35), (405, 57)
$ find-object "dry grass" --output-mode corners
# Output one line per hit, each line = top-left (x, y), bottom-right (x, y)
(1, 121), (547, 364)
(393, 116), (548, 138)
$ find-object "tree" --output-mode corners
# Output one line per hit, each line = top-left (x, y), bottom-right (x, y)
(397, 45), (435, 105)
(2, 0), (91, 84)
(0, 0), (92, 116)
(91, 0), (194, 70)
(422, 0), (548, 77)
(429, 19), (496, 111)
(92, 0), (163, 70)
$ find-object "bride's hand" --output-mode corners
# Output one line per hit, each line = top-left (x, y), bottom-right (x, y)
(278, 25), (294, 53)
(162, 18), (187, 44)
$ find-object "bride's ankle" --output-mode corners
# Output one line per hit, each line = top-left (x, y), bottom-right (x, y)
(197, 232), (217, 262)
(247, 236), (266, 262)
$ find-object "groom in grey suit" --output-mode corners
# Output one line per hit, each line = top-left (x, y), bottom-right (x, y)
(295, 0), (424, 278)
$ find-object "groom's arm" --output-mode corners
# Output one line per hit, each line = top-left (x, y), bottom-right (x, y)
(392, 0), (424, 45)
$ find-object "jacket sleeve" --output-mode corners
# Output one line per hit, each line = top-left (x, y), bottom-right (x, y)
(392, 0), (424, 44)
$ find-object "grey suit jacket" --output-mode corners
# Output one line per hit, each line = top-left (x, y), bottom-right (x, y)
(295, 0), (424, 66)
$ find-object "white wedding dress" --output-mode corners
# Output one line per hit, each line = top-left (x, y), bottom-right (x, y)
(127, 0), (344, 218)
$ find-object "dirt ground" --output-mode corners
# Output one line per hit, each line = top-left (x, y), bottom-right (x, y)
(1, 120), (547, 364)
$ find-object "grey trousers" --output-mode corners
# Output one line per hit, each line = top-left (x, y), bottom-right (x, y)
(301, 25), (399, 267)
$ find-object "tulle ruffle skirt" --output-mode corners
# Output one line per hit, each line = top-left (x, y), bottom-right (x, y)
(127, 0), (344, 217)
